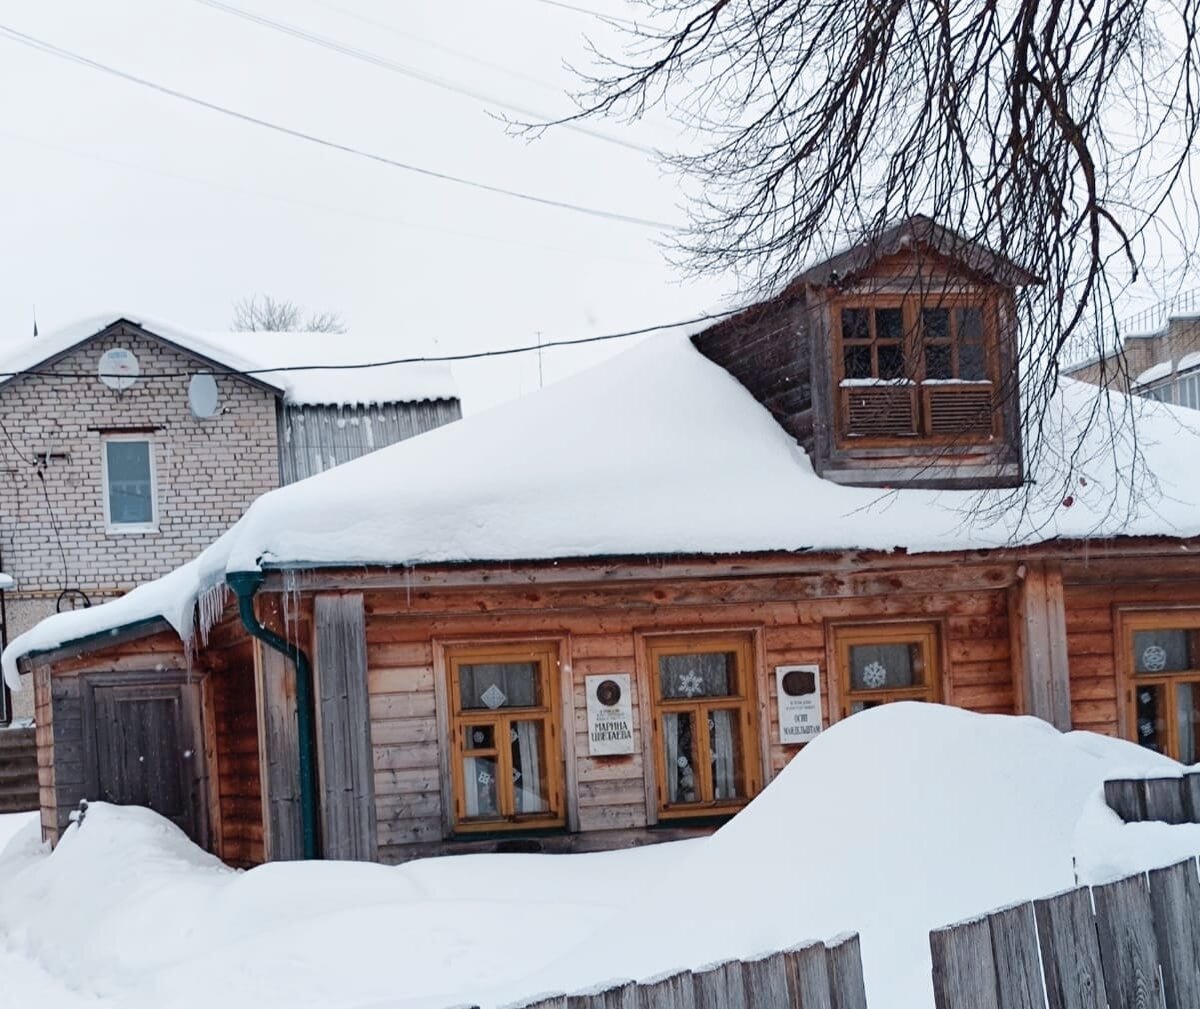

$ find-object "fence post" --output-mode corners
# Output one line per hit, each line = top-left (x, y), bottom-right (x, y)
(1103, 779), (1145, 823)
(635, 971), (695, 1009)
(930, 917), (1001, 1009)
(694, 961), (746, 1009)
(741, 951), (791, 1009)
(987, 903), (1045, 1009)
(824, 935), (867, 1009)
(1183, 772), (1200, 822)
(781, 943), (833, 1009)
(1033, 887), (1107, 1009)
(1092, 872), (1162, 1009)
(1142, 778), (1189, 824)
(1147, 859), (1200, 1009)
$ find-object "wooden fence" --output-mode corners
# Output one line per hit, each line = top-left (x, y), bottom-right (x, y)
(930, 856), (1200, 1009)
(499, 934), (868, 1009)
(1104, 774), (1200, 825)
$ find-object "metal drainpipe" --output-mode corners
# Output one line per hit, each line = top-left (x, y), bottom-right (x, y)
(227, 569), (319, 860)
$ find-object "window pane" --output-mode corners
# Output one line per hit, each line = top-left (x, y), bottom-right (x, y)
(875, 308), (903, 342)
(956, 307), (984, 344)
(106, 441), (153, 524)
(1135, 684), (1168, 755)
(925, 343), (952, 380)
(662, 711), (698, 803)
(959, 343), (988, 381)
(459, 662), (541, 710)
(877, 343), (905, 380)
(1176, 683), (1200, 764)
(660, 652), (735, 699)
(849, 642), (924, 691)
(708, 709), (745, 801)
(1133, 629), (1197, 674)
(922, 308), (950, 342)
(465, 725), (495, 750)
(843, 345), (872, 379)
(463, 755), (499, 817)
(842, 307), (870, 341)
(511, 720), (550, 814)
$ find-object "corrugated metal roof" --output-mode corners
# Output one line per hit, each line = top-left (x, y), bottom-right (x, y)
(281, 399), (461, 484)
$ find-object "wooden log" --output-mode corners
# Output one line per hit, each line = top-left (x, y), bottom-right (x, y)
(1092, 873), (1161, 1009)
(987, 903), (1044, 1009)
(824, 934), (867, 1009)
(1009, 562), (1071, 730)
(1033, 888), (1107, 1009)
(740, 951), (790, 1009)
(1103, 779), (1146, 823)
(1142, 777), (1188, 825)
(1147, 859), (1200, 1009)
(253, 597), (302, 862)
(781, 943), (832, 1009)
(635, 971), (694, 1009)
(930, 917), (1001, 1009)
(693, 961), (746, 1009)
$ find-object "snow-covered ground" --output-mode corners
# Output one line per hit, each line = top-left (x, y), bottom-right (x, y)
(2, 705), (1197, 1009)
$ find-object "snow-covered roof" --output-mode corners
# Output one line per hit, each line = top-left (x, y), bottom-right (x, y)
(0, 314), (457, 406)
(6, 333), (1200, 684)
(1179, 350), (1200, 374)
(1134, 361), (1174, 387)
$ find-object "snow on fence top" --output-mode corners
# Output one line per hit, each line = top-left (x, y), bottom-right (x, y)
(0, 313), (458, 406)
(5, 332), (1200, 685)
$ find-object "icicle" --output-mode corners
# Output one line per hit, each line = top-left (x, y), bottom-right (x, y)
(196, 581), (229, 648)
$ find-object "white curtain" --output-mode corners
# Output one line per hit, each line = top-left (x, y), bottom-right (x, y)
(710, 710), (737, 799)
(664, 714), (681, 802)
(513, 721), (545, 813)
(1178, 684), (1197, 764)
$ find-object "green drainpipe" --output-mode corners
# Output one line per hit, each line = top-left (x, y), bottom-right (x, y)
(227, 570), (319, 860)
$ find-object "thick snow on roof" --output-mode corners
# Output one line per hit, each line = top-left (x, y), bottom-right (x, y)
(1134, 360), (1173, 387)
(6, 333), (1200, 684)
(0, 313), (457, 406)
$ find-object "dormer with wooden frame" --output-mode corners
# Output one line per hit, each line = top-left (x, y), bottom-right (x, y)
(693, 217), (1038, 490)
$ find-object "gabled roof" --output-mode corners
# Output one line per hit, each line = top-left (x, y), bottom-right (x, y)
(789, 216), (1042, 289)
(0, 314), (458, 407)
(6, 331), (1200, 685)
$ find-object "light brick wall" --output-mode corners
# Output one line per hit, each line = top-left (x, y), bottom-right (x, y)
(0, 323), (281, 716)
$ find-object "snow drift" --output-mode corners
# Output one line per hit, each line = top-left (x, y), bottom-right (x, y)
(1, 705), (1194, 1009)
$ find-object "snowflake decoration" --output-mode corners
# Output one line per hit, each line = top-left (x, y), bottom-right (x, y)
(471, 729), (486, 745)
(480, 684), (507, 709)
(676, 755), (690, 768)
(510, 728), (519, 743)
(1142, 644), (1168, 672)
(676, 670), (705, 697)
(512, 768), (522, 783)
(477, 769), (494, 786)
(861, 660), (888, 689)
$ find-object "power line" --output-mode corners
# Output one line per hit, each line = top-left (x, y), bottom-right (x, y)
(0, 308), (741, 383)
(0, 23), (678, 231)
(189, 0), (657, 156)
(530, 0), (645, 28)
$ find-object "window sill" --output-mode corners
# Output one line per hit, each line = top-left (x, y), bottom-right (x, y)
(104, 524), (160, 536)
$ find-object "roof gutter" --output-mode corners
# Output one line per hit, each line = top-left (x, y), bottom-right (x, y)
(227, 569), (319, 860)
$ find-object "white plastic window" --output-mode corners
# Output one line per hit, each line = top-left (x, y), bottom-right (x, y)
(102, 437), (157, 531)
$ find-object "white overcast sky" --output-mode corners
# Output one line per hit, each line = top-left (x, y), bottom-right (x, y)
(0, 1), (1192, 414)
(0, 0), (733, 414)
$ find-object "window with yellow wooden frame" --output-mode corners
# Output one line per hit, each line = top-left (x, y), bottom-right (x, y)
(445, 642), (564, 831)
(646, 633), (762, 818)
(1119, 610), (1200, 763)
(833, 623), (941, 717)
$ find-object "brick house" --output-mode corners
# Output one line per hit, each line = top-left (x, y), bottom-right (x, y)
(0, 315), (460, 723)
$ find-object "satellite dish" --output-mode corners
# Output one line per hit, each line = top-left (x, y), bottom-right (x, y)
(98, 347), (140, 391)
(188, 373), (220, 419)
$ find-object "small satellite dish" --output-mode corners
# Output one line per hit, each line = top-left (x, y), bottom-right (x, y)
(188, 373), (220, 419)
(98, 347), (140, 391)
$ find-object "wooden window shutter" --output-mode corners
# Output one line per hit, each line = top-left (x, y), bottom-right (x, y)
(842, 386), (918, 438)
(923, 386), (994, 437)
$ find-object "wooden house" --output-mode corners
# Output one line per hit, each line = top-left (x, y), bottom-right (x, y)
(8, 220), (1200, 867)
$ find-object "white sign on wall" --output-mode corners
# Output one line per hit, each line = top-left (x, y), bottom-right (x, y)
(585, 673), (635, 756)
(776, 664), (823, 745)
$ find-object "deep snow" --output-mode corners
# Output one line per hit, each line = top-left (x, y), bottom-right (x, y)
(0, 705), (1194, 1009)
(7, 332), (1200, 689)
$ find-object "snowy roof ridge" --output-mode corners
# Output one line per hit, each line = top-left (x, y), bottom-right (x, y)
(0, 313), (458, 406)
(6, 332), (1200, 687)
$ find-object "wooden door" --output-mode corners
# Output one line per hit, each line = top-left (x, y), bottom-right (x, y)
(84, 674), (207, 846)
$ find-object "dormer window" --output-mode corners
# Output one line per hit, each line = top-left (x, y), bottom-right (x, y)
(835, 294), (998, 442)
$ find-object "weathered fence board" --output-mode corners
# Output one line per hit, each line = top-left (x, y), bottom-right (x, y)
(1103, 778), (1146, 823)
(635, 972), (693, 1009)
(783, 943), (833, 1009)
(987, 903), (1044, 1009)
(825, 935), (868, 1009)
(1034, 888), (1107, 1009)
(1148, 859), (1200, 1009)
(1092, 873), (1161, 1009)
(693, 960), (744, 1009)
(1105, 773), (1200, 824)
(742, 951), (791, 1009)
(1142, 777), (1189, 825)
(930, 917), (1000, 1009)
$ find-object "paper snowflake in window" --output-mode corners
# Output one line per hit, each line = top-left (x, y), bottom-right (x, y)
(477, 769), (494, 786)
(676, 755), (690, 768)
(510, 728), (519, 744)
(480, 684), (507, 709)
(861, 661), (888, 689)
(676, 670), (705, 697)
(471, 729), (486, 745)
(1142, 644), (1168, 672)
(512, 769), (522, 783)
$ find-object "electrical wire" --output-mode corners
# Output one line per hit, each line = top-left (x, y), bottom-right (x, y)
(530, 0), (645, 28)
(0, 23), (678, 231)
(189, 0), (657, 156)
(0, 308), (743, 383)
